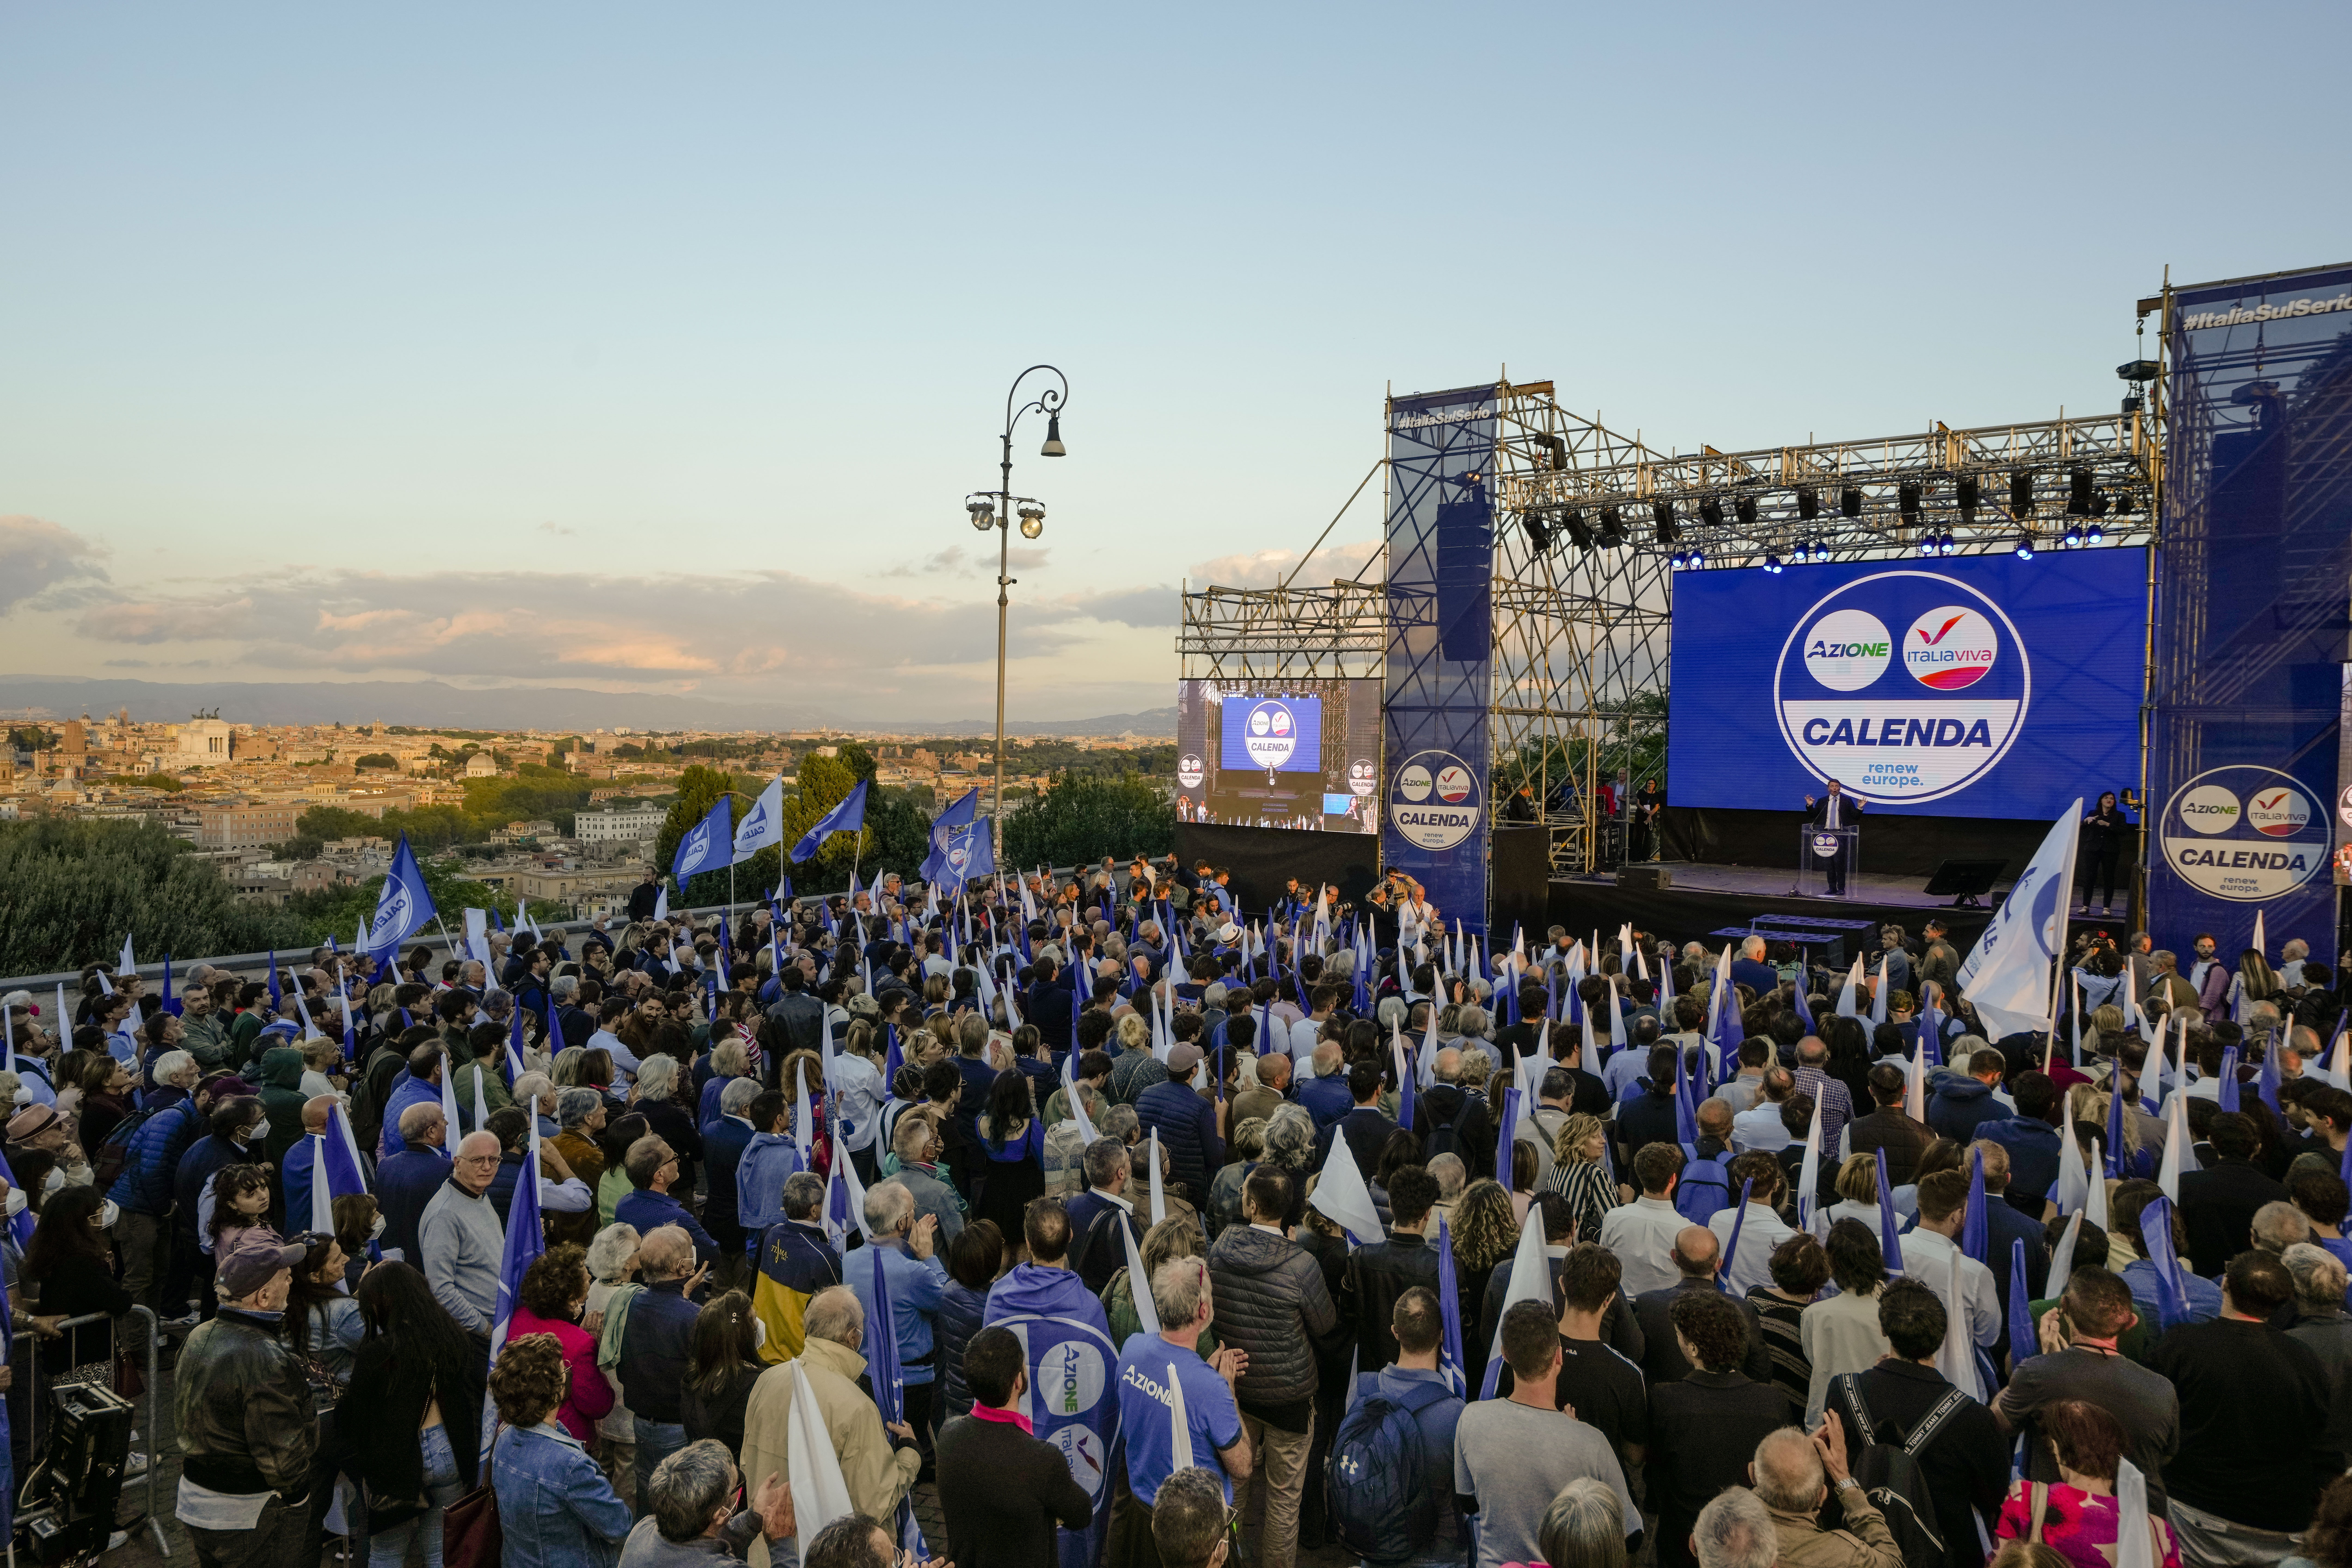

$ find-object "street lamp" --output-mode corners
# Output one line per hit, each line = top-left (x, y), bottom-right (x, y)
(964, 364), (1068, 867)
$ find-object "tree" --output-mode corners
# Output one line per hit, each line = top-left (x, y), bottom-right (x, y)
(0, 819), (282, 972)
(771, 754), (867, 881)
(353, 753), (399, 770)
(1001, 771), (1175, 870)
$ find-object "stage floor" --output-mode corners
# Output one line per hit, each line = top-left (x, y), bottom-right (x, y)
(1620, 860), (2013, 911)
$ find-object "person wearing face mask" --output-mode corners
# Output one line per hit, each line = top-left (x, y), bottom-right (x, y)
(506, 1243), (615, 1444)
(20, 1183), (131, 1376)
(679, 1290), (767, 1457)
(174, 1230), (318, 1568)
(7, 1104), (91, 1192)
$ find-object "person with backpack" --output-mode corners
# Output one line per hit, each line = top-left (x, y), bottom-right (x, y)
(1338, 1287), (1463, 1568)
(1339, 1165), (1442, 1373)
(1415, 1049), (1495, 1176)
(1823, 1279), (2009, 1568)
(1453, 1299), (1640, 1568)
(104, 1065), (209, 1318)
(1676, 1098), (1740, 1224)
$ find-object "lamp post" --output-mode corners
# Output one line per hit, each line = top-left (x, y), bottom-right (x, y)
(965, 364), (1068, 868)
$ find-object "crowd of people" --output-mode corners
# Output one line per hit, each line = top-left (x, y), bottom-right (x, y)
(0, 854), (2347, 1568)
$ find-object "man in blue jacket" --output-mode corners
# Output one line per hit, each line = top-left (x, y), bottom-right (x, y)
(701, 1078), (764, 1265)
(735, 1092), (801, 1252)
(1927, 1047), (2013, 1143)
(847, 1181), (949, 1474)
(1136, 1044), (1223, 1199)
(107, 1075), (209, 1316)
(615, 1134), (720, 1266)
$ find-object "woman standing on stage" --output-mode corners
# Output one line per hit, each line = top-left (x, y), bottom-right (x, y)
(2078, 792), (2132, 916)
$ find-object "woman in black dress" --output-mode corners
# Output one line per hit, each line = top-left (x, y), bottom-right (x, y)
(2078, 792), (2131, 915)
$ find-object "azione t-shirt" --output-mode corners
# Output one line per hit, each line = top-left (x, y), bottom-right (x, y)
(1114, 1332), (1243, 1507)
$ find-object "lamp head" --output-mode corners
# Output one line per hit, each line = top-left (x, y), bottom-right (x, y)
(967, 499), (996, 532)
(1040, 414), (1066, 458)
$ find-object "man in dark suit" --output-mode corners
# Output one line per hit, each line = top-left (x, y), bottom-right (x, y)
(2178, 1111), (2290, 1276)
(1729, 935), (1781, 1001)
(1802, 779), (1864, 895)
(757, 967), (825, 1089)
(1314, 1062), (1396, 1177)
(1024, 955), (1074, 1043)
(1632, 1224), (1771, 1386)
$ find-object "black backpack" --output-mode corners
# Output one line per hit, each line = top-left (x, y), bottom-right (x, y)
(1829, 1373), (1960, 1568)
(1421, 1094), (1470, 1163)
(92, 1104), (163, 1193)
(1325, 1378), (1451, 1562)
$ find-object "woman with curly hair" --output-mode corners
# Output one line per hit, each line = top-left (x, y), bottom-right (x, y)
(1448, 1178), (1519, 1391)
(488, 1332), (633, 1568)
(1543, 1112), (1624, 1241)
(506, 1243), (614, 1442)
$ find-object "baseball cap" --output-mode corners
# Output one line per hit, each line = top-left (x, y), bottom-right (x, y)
(216, 1231), (307, 1299)
(1167, 1042), (1203, 1074)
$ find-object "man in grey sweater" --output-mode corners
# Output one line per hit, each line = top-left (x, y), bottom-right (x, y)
(421, 1131), (505, 1343)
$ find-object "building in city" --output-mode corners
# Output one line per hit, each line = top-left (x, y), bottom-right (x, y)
(573, 803), (665, 849)
(198, 803), (299, 848)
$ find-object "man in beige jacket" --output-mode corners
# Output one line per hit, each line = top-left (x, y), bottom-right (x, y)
(739, 1285), (919, 1566)
(1751, 1416), (1904, 1568)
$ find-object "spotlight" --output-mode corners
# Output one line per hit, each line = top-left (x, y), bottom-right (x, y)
(966, 498), (996, 532)
(1797, 487), (1820, 521)
(2014, 529), (2036, 561)
(2087, 521), (2105, 546)
(1917, 532), (1938, 557)
(2010, 470), (2036, 517)
(1562, 508), (1593, 550)
(1839, 485), (1862, 519)
(1698, 497), (1724, 528)
(1598, 506), (1625, 546)
(2064, 523), (2084, 548)
(1763, 553), (1784, 574)
(1686, 546), (1704, 568)
(1938, 529), (1957, 556)
(1521, 509), (1553, 553)
(1955, 474), (1980, 523)
(2067, 469), (2094, 515)
(1653, 500), (1679, 546)
(1735, 495), (1759, 527)
(1017, 501), (1046, 539)
(1898, 483), (1922, 519)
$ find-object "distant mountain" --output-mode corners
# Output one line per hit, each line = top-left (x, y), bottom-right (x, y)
(0, 676), (1177, 737)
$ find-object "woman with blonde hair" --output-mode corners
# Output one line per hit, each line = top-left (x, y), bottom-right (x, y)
(1101, 1214), (1220, 1352)
(1542, 1111), (1625, 1240)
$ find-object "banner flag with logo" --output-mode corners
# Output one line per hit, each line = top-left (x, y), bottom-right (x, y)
(920, 788), (984, 891)
(671, 796), (733, 885)
(983, 1262), (1121, 1568)
(1955, 802), (2081, 1042)
(791, 779), (869, 865)
(733, 775), (786, 864)
(364, 835), (438, 962)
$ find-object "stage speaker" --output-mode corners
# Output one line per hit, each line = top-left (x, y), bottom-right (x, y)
(1617, 865), (1672, 891)
(1924, 857), (2008, 908)
(29, 1380), (133, 1563)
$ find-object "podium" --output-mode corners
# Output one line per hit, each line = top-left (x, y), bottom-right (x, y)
(1797, 825), (1860, 899)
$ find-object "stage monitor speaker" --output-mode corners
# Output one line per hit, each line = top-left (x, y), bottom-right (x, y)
(1617, 865), (1673, 891)
(1924, 857), (2008, 908)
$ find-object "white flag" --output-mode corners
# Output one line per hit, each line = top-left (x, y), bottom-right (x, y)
(733, 775), (786, 863)
(1931, 1230), (1984, 1400)
(1147, 1129), (1167, 1225)
(2046, 1210), (2085, 1291)
(1166, 1359), (1195, 1471)
(1308, 1129), (1384, 1245)
(785, 1361), (854, 1557)
(1956, 801), (2082, 1040)
(1123, 1218), (1161, 1336)
(119, 934), (136, 977)
(2115, 1458), (2156, 1568)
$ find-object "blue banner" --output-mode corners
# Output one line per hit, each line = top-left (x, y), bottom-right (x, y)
(1669, 551), (2146, 818)
(1382, 385), (1496, 941)
(2149, 261), (2352, 965)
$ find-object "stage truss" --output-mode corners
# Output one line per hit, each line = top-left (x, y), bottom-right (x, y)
(1180, 378), (2164, 882)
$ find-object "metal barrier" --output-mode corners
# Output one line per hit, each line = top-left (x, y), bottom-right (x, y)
(22, 1306), (167, 1557)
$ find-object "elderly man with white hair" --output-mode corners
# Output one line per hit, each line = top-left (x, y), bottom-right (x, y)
(741, 1285), (920, 1531)
(846, 1180), (946, 1471)
(1749, 1417), (1902, 1568)
(420, 1130), (508, 1338)
(2282, 1242), (2352, 1457)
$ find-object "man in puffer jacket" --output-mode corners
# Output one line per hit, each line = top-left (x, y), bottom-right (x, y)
(1205, 1164), (1338, 1568)
(1135, 1043), (1223, 1200)
(106, 1084), (208, 1317)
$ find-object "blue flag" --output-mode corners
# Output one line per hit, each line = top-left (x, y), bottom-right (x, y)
(161, 955), (180, 1017)
(1962, 1146), (1989, 1264)
(792, 780), (870, 865)
(920, 788), (983, 890)
(1718, 1177), (1755, 1293)
(0, 1145), (36, 1249)
(2138, 1195), (2191, 1330)
(863, 1246), (905, 1424)
(671, 795), (735, 886)
(1874, 1148), (1905, 1274)
(1671, 1043), (1700, 1145)
(1434, 1216), (1468, 1397)
(491, 1123), (547, 1362)
(364, 834), (438, 961)
(266, 949), (281, 1011)
(2008, 1237), (2036, 1370)
(1495, 1087), (1520, 1186)
(1793, 962), (1816, 1032)
(2216, 1047), (2240, 1112)
(2105, 1064), (2127, 1179)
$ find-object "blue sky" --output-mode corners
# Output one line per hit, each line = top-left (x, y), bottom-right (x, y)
(3, 3), (2345, 722)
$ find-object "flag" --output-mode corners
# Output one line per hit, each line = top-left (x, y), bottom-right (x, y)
(1147, 1129), (1167, 1225)
(1165, 1357), (1196, 1470)
(1392, 1022), (1417, 1137)
(1433, 1217), (1468, 1397)
(1307, 1131), (1383, 1247)
(824, 1133), (870, 1247)
(1062, 1050), (1099, 1144)
(0, 1145), (35, 1248)
(784, 1361), (855, 1560)
(1794, 1089), (1825, 1230)
(2116, 1459), (2156, 1568)
(490, 1116), (546, 1362)
(863, 1247), (905, 1425)
(2008, 1237), (2036, 1370)
(2053, 1118), (2092, 1216)
(2156, 1083), (2189, 1202)
(733, 775), (786, 864)
(1956, 801), (2083, 1040)
(2087, 1142), (2111, 1229)
(920, 788), (986, 893)
(1931, 1229), (1984, 1401)
(161, 955), (180, 1017)
(2105, 1064), (2127, 1178)
(1718, 1178), (1755, 1293)
(439, 1058), (463, 1145)
(2216, 1046), (2240, 1112)
(1869, 953), (1890, 1026)
(1836, 957), (1862, 1018)
(2046, 1210), (2085, 1294)
(1495, 1086), (1522, 1185)
(791, 780), (870, 864)
(1961, 1147), (1989, 1264)
(118, 933), (135, 978)
(1477, 1207), (1552, 1399)
(1873, 1149), (1904, 1274)
(472, 1062), (493, 1136)
(1121, 1215), (1160, 1336)
(266, 951), (280, 1011)
(2137, 1195), (2192, 1329)
(1671, 1046), (1699, 1145)
(364, 834), (439, 961)
(671, 796), (734, 886)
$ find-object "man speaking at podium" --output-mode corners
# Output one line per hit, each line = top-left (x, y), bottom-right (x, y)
(1802, 779), (1864, 896)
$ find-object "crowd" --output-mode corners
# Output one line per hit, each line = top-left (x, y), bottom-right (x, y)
(0, 854), (2347, 1568)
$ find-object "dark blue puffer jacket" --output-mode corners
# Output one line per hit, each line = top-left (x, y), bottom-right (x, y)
(936, 1279), (991, 1421)
(1135, 1078), (1224, 1198)
(107, 1097), (204, 1218)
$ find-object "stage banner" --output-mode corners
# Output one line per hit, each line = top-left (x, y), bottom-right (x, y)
(1382, 384), (1496, 942)
(2149, 261), (2352, 965)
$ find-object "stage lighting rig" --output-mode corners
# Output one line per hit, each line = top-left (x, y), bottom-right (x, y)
(2063, 523), (2084, 548)
(1762, 552), (1784, 573)
(2014, 529), (2036, 561)
(1916, 532), (1938, 557)
(1521, 507), (1553, 553)
(1597, 506), (1625, 547)
(2118, 357), (2159, 415)
(1652, 500), (1679, 546)
(1698, 497), (1724, 528)
(1735, 495), (1759, 527)
(1938, 529), (1957, 556)
(1562, 508), (1593, 550)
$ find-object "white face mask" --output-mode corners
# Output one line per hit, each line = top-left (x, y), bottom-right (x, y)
(42, 1168), (64, 1195)
(370, 1214), (387, 1240)
(248, 1118), (270, 1142)
(98, 1200), (118, 1229)
(751, 1318), (766, 1350)
(3, 1189), (22, 1218)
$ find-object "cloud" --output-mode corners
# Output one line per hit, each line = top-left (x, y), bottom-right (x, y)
(0, 516), (109, 614)
(536, 521), (576, 537)
(1187, 539), (1383, 590)
(882, 544), (1050, 580)
(65, 562), (1177, 705)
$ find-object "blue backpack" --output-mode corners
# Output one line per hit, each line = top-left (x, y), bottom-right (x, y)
(1675, 1144), (1735, 1222)
(1325, 1378), (1450, 1561)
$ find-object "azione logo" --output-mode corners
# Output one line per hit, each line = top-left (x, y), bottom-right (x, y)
(1242, 701), (1299, 768)
(1391, 748), (1481, 852)
(1773, 570), (2029, 805)
(1176, 753), (1205, 790)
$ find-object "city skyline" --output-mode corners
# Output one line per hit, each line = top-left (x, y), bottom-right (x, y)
(4, 4), (2347, 720)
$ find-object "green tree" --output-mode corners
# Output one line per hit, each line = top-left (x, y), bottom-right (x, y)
(864, 786), (934, 880)
(0, 819), (284, 971)
(353, 753), (398, 770)
(1001, 771), (1174, 869)
(771, 754), (867, 881)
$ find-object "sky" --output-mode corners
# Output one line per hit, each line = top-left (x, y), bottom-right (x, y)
(3, 3), (2347, 724)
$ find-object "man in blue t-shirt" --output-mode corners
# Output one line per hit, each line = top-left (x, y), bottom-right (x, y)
(1110, 1256), (1252, 1566)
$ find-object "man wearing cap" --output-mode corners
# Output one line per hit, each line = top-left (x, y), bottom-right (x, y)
(1136, 1042), (1223, 1199)
(175, 1230), (316, 1568)
(419, 1131), (506, 1356)
(8, 1103), (87, 1188)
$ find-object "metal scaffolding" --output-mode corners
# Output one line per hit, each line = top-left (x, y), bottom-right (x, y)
(1179, 379), (2163, 883)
